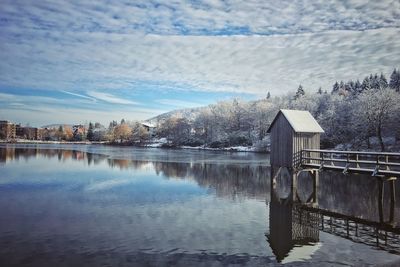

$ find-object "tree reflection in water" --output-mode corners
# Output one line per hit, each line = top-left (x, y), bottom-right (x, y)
(2, 146), (400, 261)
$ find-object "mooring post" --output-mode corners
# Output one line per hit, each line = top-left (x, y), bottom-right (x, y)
(378, 178), (384, 223)
(292, 168), (298, 202)
(312, 170), (319, 205)
(389, 178), (396, 223)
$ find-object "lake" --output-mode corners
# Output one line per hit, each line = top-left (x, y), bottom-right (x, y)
(0, 144), (399, 266)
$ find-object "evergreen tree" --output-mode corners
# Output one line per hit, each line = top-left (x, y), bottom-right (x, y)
(266, 92), (271, 99)
(108, 120), (117, 130)
(294, 85), (305, 99)
(379, 73), (388, 89)
(121, 119), (126, 125)
(361, 76), (371, 91)
(338, 81), (347, 96)
(317, 87), (323, 94)
(354, 80), (362, 94)
(87, 122), (94, 141)
(371, 73), (380, 89)
(339, 81), (345, 90)
(332, 81), (339, 94)
(389, 69), (400, 92)
(56, 125), (64, 141)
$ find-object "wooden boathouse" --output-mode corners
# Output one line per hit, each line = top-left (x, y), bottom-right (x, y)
(267, 109), (324, 205)
(267, 109), (324, 168)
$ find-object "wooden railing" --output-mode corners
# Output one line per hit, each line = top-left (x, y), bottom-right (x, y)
(300, 149), (400, 177)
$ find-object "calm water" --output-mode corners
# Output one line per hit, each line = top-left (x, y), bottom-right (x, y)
(0, 144), (400, 266)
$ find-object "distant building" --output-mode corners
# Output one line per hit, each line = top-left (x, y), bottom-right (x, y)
(73, 125), (86, 140)
(0, 120), (16, 140)
(16, 125), (40, 140)
(141, 122), (156, 137)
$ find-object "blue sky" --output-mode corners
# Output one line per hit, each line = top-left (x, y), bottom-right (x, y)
(0, 0), (399, 126)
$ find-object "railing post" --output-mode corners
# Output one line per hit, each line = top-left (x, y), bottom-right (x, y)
(320, 152), (324, 170)
(373, 155), (380, 176)
(385, 155), (389, 171)
(343, 152), (350, 174)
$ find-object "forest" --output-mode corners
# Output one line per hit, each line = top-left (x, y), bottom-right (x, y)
(152, 69), (400, 151)
(56, 69), (400, 152)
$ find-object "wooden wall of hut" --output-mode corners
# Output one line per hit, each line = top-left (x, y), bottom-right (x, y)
(270, 113), (294, 167)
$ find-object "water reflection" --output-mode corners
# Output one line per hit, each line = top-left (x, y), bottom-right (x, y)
(0, 146), (270, 200)
(267, 193), (320, 263)
(2, 145), (400, 222)
(2, 146), (400, 266)
(268, 166), (400, 262)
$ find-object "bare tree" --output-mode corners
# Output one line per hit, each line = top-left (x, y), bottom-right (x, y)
(355, 89), (400, 151)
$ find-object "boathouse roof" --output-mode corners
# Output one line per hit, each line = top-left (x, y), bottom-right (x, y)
(267, 109), (324, 133)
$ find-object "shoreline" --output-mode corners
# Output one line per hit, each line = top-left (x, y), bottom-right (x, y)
(0, 140), (269, 153)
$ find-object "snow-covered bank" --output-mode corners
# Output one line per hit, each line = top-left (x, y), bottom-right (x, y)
(180, 145), (260, 152)
(144, 142), (267, 152)
(0, 139), (107, 145)
(0, 139), (267, 153)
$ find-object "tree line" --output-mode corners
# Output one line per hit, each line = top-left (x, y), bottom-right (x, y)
(51, 69), (400, 151)
(155, 68), (400, 151)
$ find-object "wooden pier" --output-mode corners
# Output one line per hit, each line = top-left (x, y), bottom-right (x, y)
(267, 109), (400, 224)
(300, 149), (400, 178)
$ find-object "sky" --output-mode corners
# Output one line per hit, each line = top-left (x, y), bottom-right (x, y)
(0, 0), (399, 126)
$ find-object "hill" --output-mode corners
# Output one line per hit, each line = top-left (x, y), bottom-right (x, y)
(146, 106), (208, 125)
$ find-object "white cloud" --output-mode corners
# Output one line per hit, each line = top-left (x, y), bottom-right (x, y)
(0, 105), (168, 127)
(0, 0), (399, 97)
(155, 99), (204, 108)
(86, 91), (138, 105)
(1, 28), (399, 97)
(3, 0), (399, 35)
(60, 90), (96, 102)
(0, 92), (66, 104)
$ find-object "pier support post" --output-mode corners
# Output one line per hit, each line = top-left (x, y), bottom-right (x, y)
(389, 178), (396, 223)
(312, 170), (319, 205)
(291, 168), (298, 202)
(378, 178), (384, 223)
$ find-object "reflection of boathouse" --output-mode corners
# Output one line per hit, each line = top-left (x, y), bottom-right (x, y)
(267, 193), (320, 263)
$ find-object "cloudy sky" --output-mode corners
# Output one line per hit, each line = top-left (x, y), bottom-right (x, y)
(0, 0), (399, 126)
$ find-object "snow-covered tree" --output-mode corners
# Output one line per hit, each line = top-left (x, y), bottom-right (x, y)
(379, 73), (388, 89)
(332, 81), (339, 94)
(114, 123), (132, 143)
(87, 122), (94, 141)
(294, 85), (305, 99)
(354, 89), (400, 151)
(389, 69), (400, 92)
